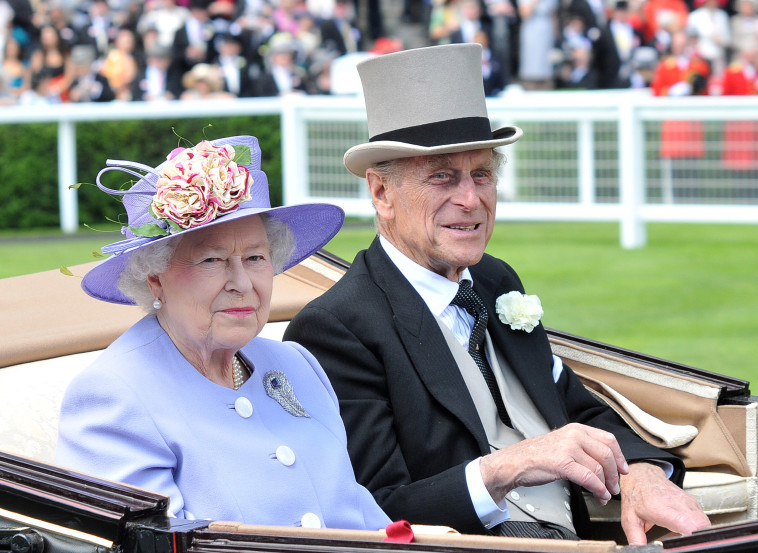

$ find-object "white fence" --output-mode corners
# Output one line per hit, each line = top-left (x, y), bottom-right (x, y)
(2, 90), (757, 248)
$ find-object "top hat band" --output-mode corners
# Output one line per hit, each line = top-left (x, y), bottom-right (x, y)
(369, 117), (494, 147)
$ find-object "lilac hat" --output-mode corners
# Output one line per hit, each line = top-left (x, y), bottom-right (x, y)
(82, 135), (344, 305)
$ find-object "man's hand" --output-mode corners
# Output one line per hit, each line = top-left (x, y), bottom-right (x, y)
(620, 462), (711, 545)
(480, 423), (629, 506)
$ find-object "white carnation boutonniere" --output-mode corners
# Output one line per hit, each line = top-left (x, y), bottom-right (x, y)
(495, 291), (544, 333)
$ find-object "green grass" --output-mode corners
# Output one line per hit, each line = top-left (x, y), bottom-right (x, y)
(2, 222), (756, 384)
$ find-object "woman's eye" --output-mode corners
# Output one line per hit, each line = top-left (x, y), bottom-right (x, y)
(202, 257), (221, 264)
(247, 255), (264, 262)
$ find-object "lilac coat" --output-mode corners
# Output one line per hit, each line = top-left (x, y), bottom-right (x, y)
(56, 315), (391, 530)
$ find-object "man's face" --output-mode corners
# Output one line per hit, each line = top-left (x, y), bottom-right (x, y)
(371, 148), (499, 281)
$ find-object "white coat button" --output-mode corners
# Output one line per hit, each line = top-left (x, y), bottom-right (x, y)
(276, 445), (296, 466)
(301, 513), (321, 528)
(526, 504), (535, 513)
(564, 501), (571, 511)
(564, 486), (571, 496)
(566, 513), (573, 523)
(509, 491), (520, 501)
(234, 397), (253, 418)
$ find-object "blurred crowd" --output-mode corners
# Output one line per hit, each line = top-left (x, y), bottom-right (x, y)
(0, 0), (756, 106)
(425, 0), (758, 96)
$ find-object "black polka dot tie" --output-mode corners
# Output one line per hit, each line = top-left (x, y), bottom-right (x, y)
(451, 281), (511, 427)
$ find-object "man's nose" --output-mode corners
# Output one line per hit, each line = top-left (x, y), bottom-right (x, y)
(452, 176), (479, 208)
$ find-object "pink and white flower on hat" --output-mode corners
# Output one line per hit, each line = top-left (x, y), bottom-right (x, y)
(151, 141), (252, 230)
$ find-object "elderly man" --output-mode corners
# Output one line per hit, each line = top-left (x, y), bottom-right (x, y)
(283, 44), (709, 544)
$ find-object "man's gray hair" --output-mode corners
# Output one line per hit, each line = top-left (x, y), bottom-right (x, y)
(117, 214), (295, 311)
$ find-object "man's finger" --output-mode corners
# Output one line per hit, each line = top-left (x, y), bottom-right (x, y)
(622, 515), (651, 546)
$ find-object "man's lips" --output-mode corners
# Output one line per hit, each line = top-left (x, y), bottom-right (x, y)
(444, 223), (480, 231)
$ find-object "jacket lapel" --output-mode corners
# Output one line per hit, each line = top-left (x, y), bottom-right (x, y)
(471, 264), (568, 429)
(364, 238), (490, 450)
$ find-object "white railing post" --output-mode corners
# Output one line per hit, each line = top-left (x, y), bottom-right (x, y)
(618, 100), (647, 248)
(578, 119), (595, 205)
(57, 120), (78, 234)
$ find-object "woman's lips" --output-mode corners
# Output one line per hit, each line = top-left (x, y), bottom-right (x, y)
(221, 307), (255, 317)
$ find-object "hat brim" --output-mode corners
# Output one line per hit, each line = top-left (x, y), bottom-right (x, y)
(343, 125), (523, 177)
(81, 202), (344, 305)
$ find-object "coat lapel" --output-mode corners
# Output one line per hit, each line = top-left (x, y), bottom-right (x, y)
(364, 239), (490, 450)
(471, 263), (568, 429)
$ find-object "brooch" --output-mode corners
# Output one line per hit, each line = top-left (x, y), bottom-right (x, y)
(263, 370), (310, 418)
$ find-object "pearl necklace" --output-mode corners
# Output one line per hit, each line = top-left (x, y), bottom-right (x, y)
(232, 355), (248, 390)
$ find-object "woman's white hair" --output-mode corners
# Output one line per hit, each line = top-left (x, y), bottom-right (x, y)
(117, 214), (295, 312)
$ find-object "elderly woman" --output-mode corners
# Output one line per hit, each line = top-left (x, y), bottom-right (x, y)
(56, 136), (391, 531)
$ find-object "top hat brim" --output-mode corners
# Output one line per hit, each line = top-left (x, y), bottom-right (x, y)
(343, 125), (523, 178)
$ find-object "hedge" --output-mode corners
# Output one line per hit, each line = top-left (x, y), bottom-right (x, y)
(0, 116), (281, 231)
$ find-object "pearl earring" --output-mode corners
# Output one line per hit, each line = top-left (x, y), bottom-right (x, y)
(153, 298), (163, 310)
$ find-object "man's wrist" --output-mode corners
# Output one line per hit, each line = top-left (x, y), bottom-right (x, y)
(465, 458), (510, 528)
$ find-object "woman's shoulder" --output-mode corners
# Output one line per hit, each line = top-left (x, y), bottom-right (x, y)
(74, 316), (165, 381)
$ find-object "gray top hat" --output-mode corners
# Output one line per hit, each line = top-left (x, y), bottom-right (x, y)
(343, 44), (522, 177)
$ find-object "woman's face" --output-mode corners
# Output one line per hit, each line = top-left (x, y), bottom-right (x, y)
(149, 215), (274, 359)
(41, 26), (59, 48)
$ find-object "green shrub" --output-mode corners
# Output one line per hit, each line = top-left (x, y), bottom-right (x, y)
(0, 116), (281, 231)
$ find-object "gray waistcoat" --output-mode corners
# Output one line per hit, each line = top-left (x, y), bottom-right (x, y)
(435, 319), (576, 533)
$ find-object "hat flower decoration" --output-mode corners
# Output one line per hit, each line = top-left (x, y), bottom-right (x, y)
(141, 141), (252, 235)
(495, 291), (544, 333)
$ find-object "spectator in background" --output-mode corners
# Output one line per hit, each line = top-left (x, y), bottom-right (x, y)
(556, 40), (599, 88)
(730, 0), (758, 56)
(179, 60), (235, 99)
(722, 43), (758, 94)
(273, 0), (306, 35)
(67, 44), (114, 102)
(640, 0), (690, 47)
(318, 0), (361, 56)
(629, 45), (660, 86)
(134, 45), (177, 101)
(484, 0), (516, 88)
(474, 28), (506, 94)
(568, 0), (623, 88)
(217, 32), (255, 97)
(254, 31), (310, 96)
(687, 0), (731, 75)
(448, 0), (488, 45)
(429, 0), (461, 44)
(171, 0), (217, 82)
(25, 23), (70, 100)
(18, 67), (60, 104)
(1, 35), (27, 99)
(137, 0), (190, 49)
(609, 0), (641, 86)
(78, 0), (118, 59)
(652, 27), (710, 95)
(101, 27), (139, 100)
(519, 0), (559, 89)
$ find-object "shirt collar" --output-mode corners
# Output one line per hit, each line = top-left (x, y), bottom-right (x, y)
(379, 235), (472, 318)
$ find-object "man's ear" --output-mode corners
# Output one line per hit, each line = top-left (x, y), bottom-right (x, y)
(366, 169), (394, 222)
